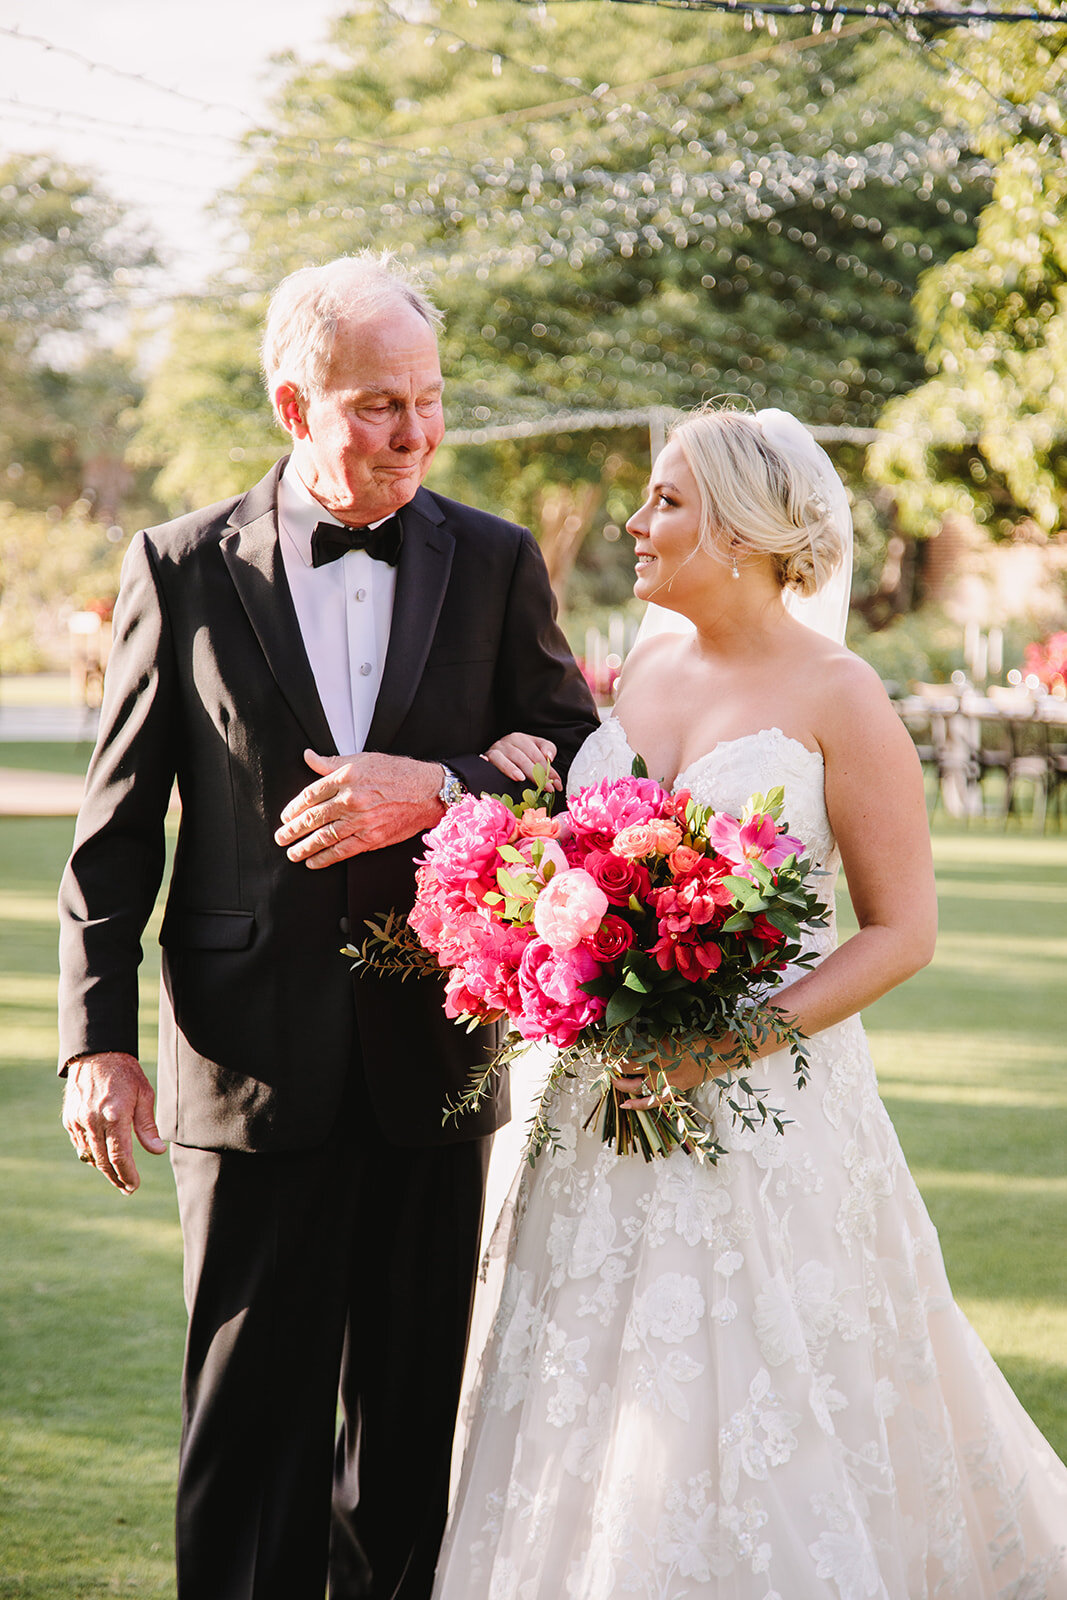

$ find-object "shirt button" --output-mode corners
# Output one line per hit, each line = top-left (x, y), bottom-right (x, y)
(355, 588), (367, 602)
(359, 662), (373, 677)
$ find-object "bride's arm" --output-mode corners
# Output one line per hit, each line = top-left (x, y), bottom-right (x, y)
(765, 654), (937, 1037)
(620, 656), (936, 1104)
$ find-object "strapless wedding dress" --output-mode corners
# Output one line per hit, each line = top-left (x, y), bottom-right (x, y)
(432, 720), (1067, 1599)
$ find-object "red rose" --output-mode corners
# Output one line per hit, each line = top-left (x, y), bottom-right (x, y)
(588, 914), (635, 962)
(584, 848), (651, 908)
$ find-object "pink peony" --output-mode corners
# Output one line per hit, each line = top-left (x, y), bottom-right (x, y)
(408, 864), (495, 967)
(565, 776), (672, 852)
(514, 836), (570, 882)
(515, 939), (606, 1047)
(584, 848), (651, 908)
(533, 868), (609, 952)
(442, 922), (531, 1020)
(421, 795), (517, 891)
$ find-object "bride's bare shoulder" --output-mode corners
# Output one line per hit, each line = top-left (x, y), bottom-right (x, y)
(612, 633), (682, 702)
(809, 641), (909, 754)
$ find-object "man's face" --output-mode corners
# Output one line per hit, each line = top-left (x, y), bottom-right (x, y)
(277, 298), (445, 526)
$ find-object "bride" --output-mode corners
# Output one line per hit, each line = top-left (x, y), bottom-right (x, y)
(431, 404), (1067, 1599)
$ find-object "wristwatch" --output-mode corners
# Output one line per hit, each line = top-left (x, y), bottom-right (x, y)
(437, 765), (467, 808)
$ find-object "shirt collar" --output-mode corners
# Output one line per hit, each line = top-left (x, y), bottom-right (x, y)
(278, 459), (394, 568)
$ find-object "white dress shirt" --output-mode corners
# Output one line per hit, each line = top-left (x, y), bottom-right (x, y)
(276, 460), (396, 755)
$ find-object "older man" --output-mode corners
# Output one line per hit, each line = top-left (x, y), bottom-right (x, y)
(58, 254), (598, 1600)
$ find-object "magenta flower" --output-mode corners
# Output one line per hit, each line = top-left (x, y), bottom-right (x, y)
(566, 776), (671, 852)
(421, 795), (517, 890)
(442, 923), (530, 1020)
(515, 940), (606, 1047)
(704, 811), (802, 873)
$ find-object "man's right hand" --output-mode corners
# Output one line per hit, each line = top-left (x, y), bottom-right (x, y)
(62, 1053), (168, 1195)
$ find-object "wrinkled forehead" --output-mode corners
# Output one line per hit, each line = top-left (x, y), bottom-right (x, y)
(324, 299), (442, 392)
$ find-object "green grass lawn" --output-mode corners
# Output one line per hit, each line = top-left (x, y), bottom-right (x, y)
(0, 813), (1064, 1594)
(0, 742), (96, 776)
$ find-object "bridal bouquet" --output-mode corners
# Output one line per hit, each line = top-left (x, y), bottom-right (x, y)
(346, 765), (829, 1165)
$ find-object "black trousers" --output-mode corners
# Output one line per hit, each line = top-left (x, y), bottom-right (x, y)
(171, 1103), (490, 1600)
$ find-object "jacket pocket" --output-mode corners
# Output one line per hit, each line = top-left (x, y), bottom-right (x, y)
(159, 910), (256, 951)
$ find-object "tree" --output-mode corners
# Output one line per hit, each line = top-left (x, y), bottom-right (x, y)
(138, 0), (990, 531)
(0, 154), (165, 668)
(868, 23), (1067, 539)
(0, 153), (159, 513)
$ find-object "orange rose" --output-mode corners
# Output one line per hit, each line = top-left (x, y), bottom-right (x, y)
(518, 807), (562, 839)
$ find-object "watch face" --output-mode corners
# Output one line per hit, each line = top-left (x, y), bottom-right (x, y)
(440, 768), (465, 806)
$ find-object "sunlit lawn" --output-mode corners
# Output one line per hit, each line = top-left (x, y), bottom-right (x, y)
(0, 780), (1064, 1594)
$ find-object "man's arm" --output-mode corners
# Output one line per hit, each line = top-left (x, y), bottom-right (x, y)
(273, 527), (598, 867)
(445, 526), (598, 800)
(58, 533), (178, 1189)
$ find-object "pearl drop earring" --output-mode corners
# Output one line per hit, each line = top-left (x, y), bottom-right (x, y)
(731, 554), (740, 580)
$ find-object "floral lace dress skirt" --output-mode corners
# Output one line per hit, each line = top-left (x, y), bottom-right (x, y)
(432, 1021), (1067, 1600)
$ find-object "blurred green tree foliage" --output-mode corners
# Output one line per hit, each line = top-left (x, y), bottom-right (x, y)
(0, 154), (158, 515)
(136, 0), (989, 557)
(869, 23), (1067, 538)
(0, 155), (164, 670)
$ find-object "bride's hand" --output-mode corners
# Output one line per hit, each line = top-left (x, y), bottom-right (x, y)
(484, 732), (561, 791)
(613, 1037), (737, 1109)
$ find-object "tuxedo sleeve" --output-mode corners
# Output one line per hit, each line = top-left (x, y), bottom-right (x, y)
(443, 527), (598, 801)
(57, 533), (178, 1069)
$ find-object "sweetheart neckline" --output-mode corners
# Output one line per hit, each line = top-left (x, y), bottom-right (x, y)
(596, 718), (825, 790)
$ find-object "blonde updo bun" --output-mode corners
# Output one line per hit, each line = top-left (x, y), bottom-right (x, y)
(669, 403), (847, 597)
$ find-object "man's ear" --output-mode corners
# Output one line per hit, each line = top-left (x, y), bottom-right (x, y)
(274, 382), (309, 439)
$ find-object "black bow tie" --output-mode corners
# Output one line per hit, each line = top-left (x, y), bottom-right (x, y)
(310, 516), (402, 568)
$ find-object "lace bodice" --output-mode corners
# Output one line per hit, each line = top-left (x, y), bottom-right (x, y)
(568, 717), (840, 957)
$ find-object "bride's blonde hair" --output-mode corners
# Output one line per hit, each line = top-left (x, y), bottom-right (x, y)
(669, 403), (846, 598)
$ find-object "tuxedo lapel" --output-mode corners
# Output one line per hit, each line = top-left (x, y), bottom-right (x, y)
(366, 488), (454, 751)
(219, 461), (338, 756)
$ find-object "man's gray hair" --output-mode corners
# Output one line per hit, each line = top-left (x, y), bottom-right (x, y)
(261, 251), (443, 421)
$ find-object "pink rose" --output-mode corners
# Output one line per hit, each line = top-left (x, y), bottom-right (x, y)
(515, 939), (606, 1047)
(588, 914), (635, 963)
(612, 822), (661, 859)
(584, 849), (651, 908)
(613, 818), (683, 858)
(533, 868), (609, 952)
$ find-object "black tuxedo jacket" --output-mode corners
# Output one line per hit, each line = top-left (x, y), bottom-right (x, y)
(58, 460), (599, 1152)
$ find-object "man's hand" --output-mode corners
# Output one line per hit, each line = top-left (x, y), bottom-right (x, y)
(62, 1053), (168, 1194)
(275, 750), (445, 868)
